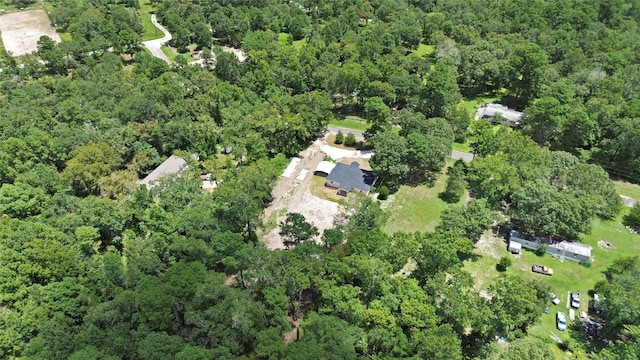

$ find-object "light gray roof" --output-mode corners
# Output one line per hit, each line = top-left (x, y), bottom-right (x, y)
(326, 162), (376, 194)
(476, 103), (523, 124)
(138, 155), (187, 189)
(551, 241), (592, 257)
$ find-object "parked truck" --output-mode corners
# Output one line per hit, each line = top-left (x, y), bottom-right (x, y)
(532, 264), (554, 276)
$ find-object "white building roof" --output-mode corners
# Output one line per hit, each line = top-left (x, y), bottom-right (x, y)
(138, 155), (188, 189)
(551, 241), (592, 257)
(508, 240), (522, 250)
(476, 103), (523, 124)
(315, 161), (336, 175)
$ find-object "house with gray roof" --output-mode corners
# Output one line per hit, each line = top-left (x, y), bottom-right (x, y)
(325, 162), (377, 196)
(476, 103), (523, 125)
(138, 155), (188, 189)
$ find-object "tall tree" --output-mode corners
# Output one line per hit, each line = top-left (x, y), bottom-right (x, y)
(505, 42), (548, 108)
(280, 212), (319, 249)
(420, 62), (461, 118)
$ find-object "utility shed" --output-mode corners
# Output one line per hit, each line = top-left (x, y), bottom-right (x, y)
(508, 240), (522, 254)
(325, 162), (377, 196)
(138, 155), (188, 189)
(476, 103), (523, 125)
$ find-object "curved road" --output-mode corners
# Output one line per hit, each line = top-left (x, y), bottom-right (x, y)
(327, 125), (475, 162)
(141, 14), (172, 64)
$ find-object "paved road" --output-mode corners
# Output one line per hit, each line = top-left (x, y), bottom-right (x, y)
(327, 125), (475, 162)
(327, 125), (364, 139)
(141, 14), (172, 64)
(620, 195), (638, 207)
(451, 149), (474, 162)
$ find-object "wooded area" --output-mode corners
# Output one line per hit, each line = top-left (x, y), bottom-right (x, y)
(0, 0), (640, 359)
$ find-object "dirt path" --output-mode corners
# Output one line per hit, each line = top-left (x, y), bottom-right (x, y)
(261, 140), (337, 249)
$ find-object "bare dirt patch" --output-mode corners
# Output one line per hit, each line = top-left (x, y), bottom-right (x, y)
(597, 240), (615, 250)
(0, 10), (61, 57)
(475, 232), (503, 259)
(260, 140), (342, 249)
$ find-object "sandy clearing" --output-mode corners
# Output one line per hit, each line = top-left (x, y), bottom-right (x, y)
(0, 10), (61, 57)
(261, 140), (340, 249)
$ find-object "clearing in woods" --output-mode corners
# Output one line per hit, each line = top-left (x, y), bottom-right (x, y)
(0, 10), (61, 57)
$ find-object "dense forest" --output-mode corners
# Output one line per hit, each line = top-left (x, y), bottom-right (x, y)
(0, 0), (640, 359)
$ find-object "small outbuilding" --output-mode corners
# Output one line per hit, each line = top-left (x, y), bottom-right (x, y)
(508, 240), (522, 254)
(325, 161), (377, 196)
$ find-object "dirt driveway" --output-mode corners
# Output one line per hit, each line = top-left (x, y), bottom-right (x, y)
(261, 140), (342, 249)
(0, 10), (61, 57)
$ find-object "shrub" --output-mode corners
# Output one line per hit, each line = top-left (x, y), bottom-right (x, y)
(344, 133), (356, 147)
(335, 130), (344, 144)
(497, 256), (512, 271)
(535, 243), (548, 257)
(579, 260), (592, 268)
(623, 203), (640, 230)
(378, 186), (389, 200)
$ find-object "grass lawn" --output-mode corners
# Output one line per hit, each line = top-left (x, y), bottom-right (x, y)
(409, 43), (435, 58)
(160, 45), (176, 61)
(383, 161), (466, 234)
(139, 0), (162, 41)
(278, 33), (306, 51)
(329, 115), (369, 132)
(614, 180), (640, 200)
(465, 208), (640, 358)
(460, 94), (501, 114)
(452, 142), (472, 153)
(310, 175), (348, 204)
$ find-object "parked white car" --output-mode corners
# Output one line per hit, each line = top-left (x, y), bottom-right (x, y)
(571, 292), (581, 309)
(557, 312), (567, 331)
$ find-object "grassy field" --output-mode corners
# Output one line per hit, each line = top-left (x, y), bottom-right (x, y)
(139, 0), (161, 41)
(460, 94), (500, 114)
(614, 180), (640, 200)
(329, 115), (369, 132)
(465, 206), (640, 358)
(278, 32), (306, 51)
(310, 175), (348, 204)
(452, 141), (473, 153)
(160, 45), (176, 61)
(383, 161), (466, 234)
(410, 43), (435, 58)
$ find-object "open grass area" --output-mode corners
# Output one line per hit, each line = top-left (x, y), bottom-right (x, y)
(139, 0), (161, 41)
(452, 141), (473, 153)
(460, 94), (501, 114)
(383, 162), (466, 234)
(310, 175), (348, 204)
(465, 208), (640, 358)
(278, 33), (306, 51)
(329, 115), (369, 132)
(614, 180), (640, 200)
(160, 45), (176, 61)
(409, 43), (435, 58)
